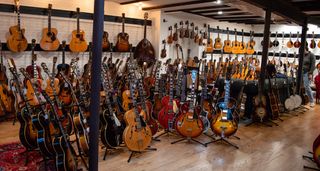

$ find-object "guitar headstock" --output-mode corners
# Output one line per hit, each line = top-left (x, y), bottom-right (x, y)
(41, 62), (49, 73)
(62, 40), (66, 49)
(190, 22), (194, 27)
(7, 58), (16, 71)
(53, 56), (58, 64)
(14, 0), (20, 10)
(48, 4), (52, 10)
(144, 12), (148, 20)
(174, 23), (178, 29)
(19, 67), (30, 79)
(31, 39), (36, 48)
(185, 20), (189, 26)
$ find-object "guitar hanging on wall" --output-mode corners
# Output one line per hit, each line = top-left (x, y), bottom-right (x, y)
(7, 0), (28, 53)
(116, 13), (130, 52)
(69, 7), (88, 52)
(40, 4), (60, 51)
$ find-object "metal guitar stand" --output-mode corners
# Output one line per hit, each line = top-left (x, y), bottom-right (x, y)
(303, 152), (320, 171)
(154, 129), (179, 140)
(127, 147), (157, 163)
(171, 136), (207, 147)
(205, 136), (239, 149)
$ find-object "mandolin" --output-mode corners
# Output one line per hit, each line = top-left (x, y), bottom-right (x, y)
(179, 21), (185, 39)
(184, 20), (190, 38)
(134, 12), (155, 68)
(232, 29), (240, 54)
(123, 61), (152, 152)
(40, 4), (60, 51)
(190, 22), (195, 39)
(69, 8), (88, 52)
(173, 23), (178, 42)
(175, 70), (203, 138)
(310, 31), (316, 49)
(116, 13), (130, 52)
(223, 27), (232, 53)
(102, 31), (110, 51)
(205, 24), (213, 53)
(294, 31), (301, 48)
(7, 0), (28, 53)
(211, 66), (238, 138)
(167, 26), (173, 44)
(194, 26), (199, 44)
(160, 40), (167, 58)
(272, 31), (279, 47)
(214, 26), (222, 49)
(287, 32), (294, 48)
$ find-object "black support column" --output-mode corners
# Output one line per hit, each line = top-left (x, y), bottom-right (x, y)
(89, 0), (104, 170)
(296, 18), (308, 94)
(260, 8), (272, 89)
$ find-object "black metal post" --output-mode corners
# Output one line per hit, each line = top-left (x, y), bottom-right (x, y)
(260, 8), (272, 89)
(89, 0), (104, 170)
(296, 18), (308, 94)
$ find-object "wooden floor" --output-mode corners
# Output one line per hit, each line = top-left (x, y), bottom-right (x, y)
(1, 106), (319, 171)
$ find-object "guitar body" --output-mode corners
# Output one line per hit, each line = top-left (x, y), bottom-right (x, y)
(123, 109), (152, 152)
(45, 78), (60, 98)
(134, 39), (156, 68)
(122, 90), (132, 111)
(318, 41), (320, 48)
(40, 28), (60, 51)
(160, 96), (180, 108)
(100, 109), (124, 148)
(72, 109), (89, 156)
(175, 109), (203, 138)
(152, 93), (162, 119)
(223, 40), (232, 53)
(231, 42), (240, 54)
(143, 101), (158, 135)
(246, 46), (255, 55)
(206, 39), (214, 52)
(294, 41), (301, 48)
(287, 40), (293, 48)
(7, 26), (28, 52)
(313, 134), (320, 168)
(59, 83), (72, 106)
(69, 30), (88, 52)
(158, 104), (179, 129)
(0, 84), (15, 115)
(102, 31), (110, 51)
(52, 136), (77, 171)
(310, 40), (316, 49)
(17, 107), (38, 149)
(211, 107), (238, 137)
(116, 33), (130, 52)
(214, 38), (222, 49)
(254, 95), (267, 121)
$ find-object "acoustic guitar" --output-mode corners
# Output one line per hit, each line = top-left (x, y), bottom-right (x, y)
(190, 22), (195, 39)
(238, 29), (246, 54)
(310, 31), (316, 49)
(175, 70), (204, 138)
(205, 24), (213, 53)
(211, 66), (238, 138)
(223, 27), (232, 53)
(116, 13), (130, 52)
(40, 4), (60, 51)
(69, 8), (88, 52)
(184, 20), (190, 38)
(246, 31), (255, 55)
(294, 31), (301, 48)
(287, 32), (294, 48)
(231, 29), (240, 54)
(102, 31), (110, 51)
(134, 12), (155, 68)
(160, 40), (167, 58)
(7, 0), (28, 53)
(194, 26), (199, 44)
(123, 62), (152, 152)
(44, 57), (60, 98)
(214, 26), (222, 49)
(167, 26), (173, 44)
(173, 23), (178, 42)
(179, 21), (185, 39)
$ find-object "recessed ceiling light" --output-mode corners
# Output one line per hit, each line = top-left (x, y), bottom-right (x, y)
(218, 11), (223, 15)
(215, 0), (222, 4)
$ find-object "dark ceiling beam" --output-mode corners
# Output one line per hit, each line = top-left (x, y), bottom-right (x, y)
(214, 16), (262, 20)
(241, 0), (312, 25)
(193, 8), (241, 14)
(164, 5), (232, 13)
(204, 12), (251, 17)
(142, 0), (216, 10)
(120, 0), (150, 5)
(290, 1), (320, 11)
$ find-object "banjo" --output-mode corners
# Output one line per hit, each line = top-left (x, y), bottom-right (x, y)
(290, 69), (302, 109)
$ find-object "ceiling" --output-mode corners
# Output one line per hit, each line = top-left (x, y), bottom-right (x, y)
(110, 0), (320, 26)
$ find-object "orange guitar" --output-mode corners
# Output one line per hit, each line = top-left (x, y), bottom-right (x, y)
(69, 8), (88, 52)
(232, 29), (240, 54)
(238, 29), (246, 54)
(223, 27), (232, 53)
(287, 32), (293, 48)
(115, 13), (130, 52)
(42, 58), (60, 98)
(205, 24), (214, 52)
(214, 26), (222, 49)
(246, 31), (255, 55)
(7, 0), (28, 53)
(40, 4), (60, 51)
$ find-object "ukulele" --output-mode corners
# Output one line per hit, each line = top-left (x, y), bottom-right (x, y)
(116, 13), (130, 52)
(194, 26), (199, 44)
(7, 0), (28, 53)
(184, 20), (190, 38)
(102, 31), (110, 51)
(160, 40), (167, 58)
(179, 21), (185, 39)
(173, 23), (178, 42)
(190, 22), (195, 39)
(272, 32), (279, 47)
(40, 4), (60, 51)
(69, 8), (88, 52)
(134, 12), (155, 68)
(294, 31), (301, 48)
(214, 26), (222, 49)
(175, 70), (204, 138)
(232, 29), (240, 54)
(167, 26), (173, 44)
(246, 31), (255, 55)
(310, 31), (316, 49)
(211, 66), (238, 138)
(7, 59), (38, 150)
(123, 61), (152, 152)
(205, 24), (214, 52)
(287, 32), (294, 48)
(239, 29), (246, 54)
(223, 27), (232, 53)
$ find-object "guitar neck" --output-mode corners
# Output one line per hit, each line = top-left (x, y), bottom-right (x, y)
(48, 7), (52, 32)
(76, 9), (80, 34)
(17, 8), (21, 31)
(143, 18), (147, 39)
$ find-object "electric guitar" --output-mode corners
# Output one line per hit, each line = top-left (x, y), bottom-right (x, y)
(69, 8), (88, 52)
(7, 0), (28, 52)
(102, 31), (110, 51)
(44, 57), (60, 98)
(40, 4), (60, 51)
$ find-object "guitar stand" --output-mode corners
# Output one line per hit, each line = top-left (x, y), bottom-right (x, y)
(170, 137), (207, 147)
(205, 137), (239, 149)
(72, 132), (89, 170)
(127, 147), (157, 163)
(154, 129), (179, 139)
(21, 148), (39, 166)
(303, 153), (320, 171)
(103, 146), (116, 160)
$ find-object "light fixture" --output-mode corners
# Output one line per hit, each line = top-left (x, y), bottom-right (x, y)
(215, 0), (222, 4)
(218, 10), (223, 15)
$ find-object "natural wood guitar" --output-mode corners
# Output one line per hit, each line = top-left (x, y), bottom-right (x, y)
(115, 13), (130, 52)
(69, 8), (88, 52)
(40, 4), (60, 51)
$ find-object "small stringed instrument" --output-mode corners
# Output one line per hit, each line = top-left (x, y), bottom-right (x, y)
(310, 31), (316, 49)
(40, 4), (60, 51)
(223, 27), (232, 53)
(214, 26), (222, 49)
(190, 22), (195, 39)
(175, 70), (204, 138)
(173, 23), (178, 42)
(69, 8), (88, 52)
(184, 20), (190, 38)
(167, 26), (173, 44)
(205, 24), (214, 53)
(272, 32), (279, 47)
(7, 0), (28, 53)
(232, 29), (240, 54)
(116, 13), (130, 52)
(160, 40), (167, 58)
(102, 31), (110, 51)
(179, 21), (185, 39)
(287, 32), (294, 48)
(294, 31), (301, 48)
(134, 12), (155, 68)
(211, 66), (238, 138)
(194, 26), (199, 44)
